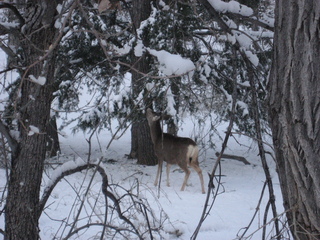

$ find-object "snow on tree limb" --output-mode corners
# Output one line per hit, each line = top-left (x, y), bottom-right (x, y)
(29, 75), (46, 85)
(39, 159), (104, 215)
(28, 125), (40, 136)
(207, 0), (253, 16)
(147, 48), (195, 78)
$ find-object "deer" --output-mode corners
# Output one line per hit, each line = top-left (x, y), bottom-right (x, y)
(146, 108), (206, 194)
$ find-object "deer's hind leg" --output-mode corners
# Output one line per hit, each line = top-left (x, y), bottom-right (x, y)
(179, 162), (191, 191)
(190, 162), (206, 194)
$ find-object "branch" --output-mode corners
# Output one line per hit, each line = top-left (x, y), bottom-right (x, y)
(39, 163), (100, 215)
(0, 119), (18, 153)
(226, 12), (274, 32)
(197, 0), (274, 32)
(0, 40), (18, 63)
(191, 47), (239, 240)
(39, 161), (143, 239)
(237, 181), (267, 238)
(215, 152), (251, 165)
(245, 55), (281, 239)
(62, 223), (137, 240)
(0, 2), (25, 28)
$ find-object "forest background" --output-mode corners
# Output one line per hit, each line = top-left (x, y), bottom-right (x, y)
(0, 0), (319, 239)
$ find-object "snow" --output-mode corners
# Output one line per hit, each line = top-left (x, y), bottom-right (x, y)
(46, 157), (86, 188)
(0, 7), (282, 238)
(208, 0), (254, 16)
(0, 117), (284, 239)
(133, 45), (196, 78)
(28, 125), (40, 136)
(29, 74), (46, 85)
(244, 49), (259, 67)
(148, 49), (195, 78)
(165, 87), (176, 116)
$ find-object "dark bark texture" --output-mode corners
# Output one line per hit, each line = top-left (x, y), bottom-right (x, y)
(268, 0), (320, 239)
(129, 0), (158, 165)
(4, 1), (61, 239)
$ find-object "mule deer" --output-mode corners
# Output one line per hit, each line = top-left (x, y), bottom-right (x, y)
(146, 108), (205, 194)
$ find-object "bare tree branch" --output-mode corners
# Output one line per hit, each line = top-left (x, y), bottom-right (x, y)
(39, 163), (102, 216)
(191, 47), (238, 240)
(0, 40), (17, 60)
(0, 120), (18, 154)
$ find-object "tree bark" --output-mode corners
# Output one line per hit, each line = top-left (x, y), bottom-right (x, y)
(4, 1), (61, 239)
(129, 0), (158, 165)
(268, 1), (320, 239)
(46, 116), (60, 157)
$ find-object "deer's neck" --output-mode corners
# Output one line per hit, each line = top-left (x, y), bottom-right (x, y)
(149, 121), (164, 144)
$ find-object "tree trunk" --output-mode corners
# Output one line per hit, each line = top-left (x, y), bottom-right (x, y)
(5, 1), (61, 239)
(129, 0), (158, 165)
(46, 116), (60, 158)
(131, 119), (158, 166)
(268, 1), (320, 239)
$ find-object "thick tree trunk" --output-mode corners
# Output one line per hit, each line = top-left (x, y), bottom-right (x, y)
(5, 1), (61, 239)
(131, 119), (158, 165)
(129, 0), (158, 165)
(46, 116), (60, 157)
(268, 1), (320, 239)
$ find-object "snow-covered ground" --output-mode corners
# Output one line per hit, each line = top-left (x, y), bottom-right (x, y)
(0, 118), (285, 240)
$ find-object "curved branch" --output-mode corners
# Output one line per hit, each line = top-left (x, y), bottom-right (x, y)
(0, 3), (25, 28)
(39, 163), (100, 215)
(39, 162), (142, 239)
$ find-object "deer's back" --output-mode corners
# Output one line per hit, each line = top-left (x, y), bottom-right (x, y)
(154, 133), (197, 164)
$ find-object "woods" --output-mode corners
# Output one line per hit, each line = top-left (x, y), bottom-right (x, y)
(0, 0), (319, 239)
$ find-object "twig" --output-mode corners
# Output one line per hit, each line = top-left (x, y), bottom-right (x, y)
(243, 209), (292, 239)
(245, 52), (281, 239)
(215, 152), (251, 165)
(191, 47), (238, 240)
(237, 181), (267, 239)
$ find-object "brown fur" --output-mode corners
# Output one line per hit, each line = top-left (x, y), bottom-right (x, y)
(146, 108), (205, 193)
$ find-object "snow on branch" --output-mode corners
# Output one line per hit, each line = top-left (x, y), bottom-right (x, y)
(207, 0), (253, 17)
(147, 48), (195, 78)
(39, 159), (101, 214)
(29, 75), (46, 85)
(0, 2), (25, 29)
(39, 159), (151, 238)
(28, 125), (40, 136)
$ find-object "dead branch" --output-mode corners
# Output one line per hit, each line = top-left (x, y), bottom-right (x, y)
(215, 152), (251, 165)
(191, 47), (238, 240)
(39, 163), (102, 215)
(0, 120), (18, 154)
(237, 181), (267, 238)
